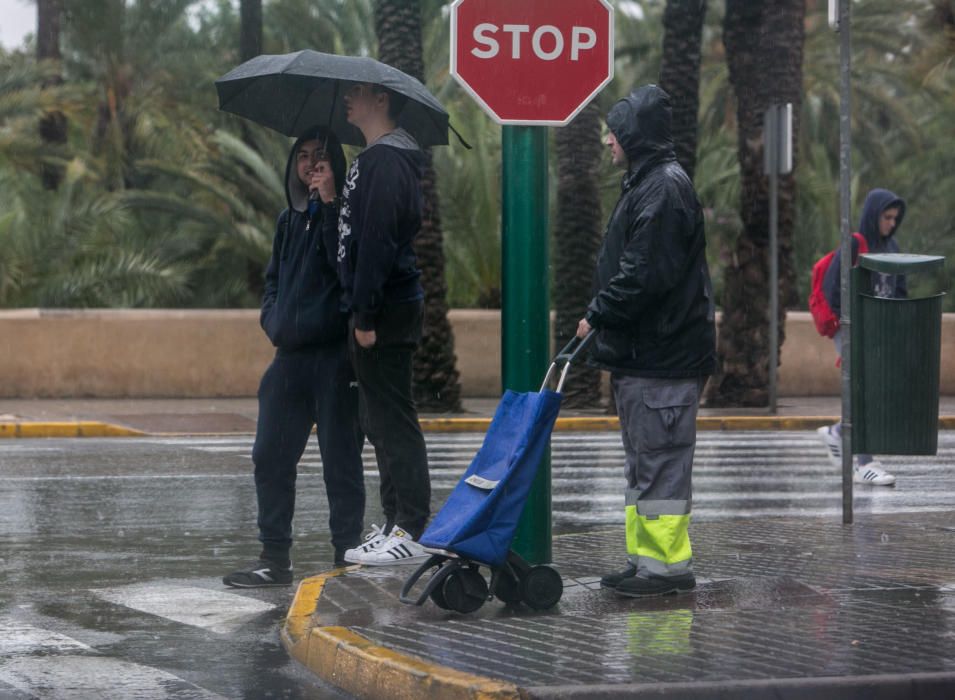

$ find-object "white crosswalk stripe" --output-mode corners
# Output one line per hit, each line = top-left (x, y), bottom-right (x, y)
(87, 431), (955, 521)
(93, 583), (277, 635)
(0, 618), (229, 699)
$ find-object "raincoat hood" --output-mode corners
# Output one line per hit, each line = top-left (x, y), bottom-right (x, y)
(284, 126), (347, 213)
(859, 188), (906, 249)
(363, 127), (424, 178)
(606, 85), (677, 185)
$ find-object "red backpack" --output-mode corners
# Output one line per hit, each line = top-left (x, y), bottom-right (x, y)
(808, 232), (868, 337)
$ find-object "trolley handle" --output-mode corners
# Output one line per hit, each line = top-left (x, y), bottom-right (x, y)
(540, 330), (597, 393)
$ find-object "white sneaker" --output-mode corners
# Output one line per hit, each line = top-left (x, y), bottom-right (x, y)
(358, 528), (429, 566)
(343, 524), (391, 564)
(854, 461), (896, 486)
(817, 425), (842, 466)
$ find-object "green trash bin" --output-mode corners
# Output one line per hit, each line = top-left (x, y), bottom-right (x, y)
(850, 253), (945, 455)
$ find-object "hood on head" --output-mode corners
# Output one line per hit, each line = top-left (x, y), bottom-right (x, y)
(285, 126), (347, 213)
(859, 188), (906, 247)
(606, 84), (676, 166)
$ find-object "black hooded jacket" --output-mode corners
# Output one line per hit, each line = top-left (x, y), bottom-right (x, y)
(334, 128), (425, 331)
(585, 85), (716, 378)
(823, 188), (907, 317)
(260, 127), (349, 350)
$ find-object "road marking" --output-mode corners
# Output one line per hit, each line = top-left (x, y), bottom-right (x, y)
(0, 619), (227, 699)
(93, 583), (276, 635)
(0, 620), (92, 656)
(0, 656), (227, 699)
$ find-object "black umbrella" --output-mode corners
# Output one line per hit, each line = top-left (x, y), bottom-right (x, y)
(215, 50), (464, 148)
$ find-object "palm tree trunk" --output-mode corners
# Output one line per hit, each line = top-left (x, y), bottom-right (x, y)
(374, 0), (462, 412)
(239, 0), (263, 61)
(37, 0), (66, 191)
(708, 0), (805, 406)
(239, 0), (264, 298)
(659, 0), (707, 181)
(553, 101), (603, 408)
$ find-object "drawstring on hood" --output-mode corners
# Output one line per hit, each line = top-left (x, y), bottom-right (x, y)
(606, 85), (677, 189)
(284, 126), (347, 213)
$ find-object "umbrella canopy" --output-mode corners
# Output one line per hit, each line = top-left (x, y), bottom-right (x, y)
(215, 50), (456, 148)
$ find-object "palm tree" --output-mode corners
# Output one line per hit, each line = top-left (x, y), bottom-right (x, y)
(707, 0), (806, 407)
(374, 0), (462, 412)
(239, 0), (262, 61)
(552, 102), (604, 408)
(37, 0), (67, 190)
(659, 0), (708, 181)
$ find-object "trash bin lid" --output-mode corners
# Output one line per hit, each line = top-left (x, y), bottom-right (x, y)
(859, 253), (944, 274)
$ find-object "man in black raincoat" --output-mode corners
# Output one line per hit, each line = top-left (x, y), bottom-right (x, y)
(577, 85), (716, 597)
(223, 127), (365, 588)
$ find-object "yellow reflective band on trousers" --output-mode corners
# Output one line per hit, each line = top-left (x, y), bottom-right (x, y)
(625, 505), (692, 566)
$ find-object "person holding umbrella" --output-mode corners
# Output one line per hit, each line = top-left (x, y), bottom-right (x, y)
(314, 82), (432, 566)
(216, 50), (463, 569)
(223, 126), (365, 587)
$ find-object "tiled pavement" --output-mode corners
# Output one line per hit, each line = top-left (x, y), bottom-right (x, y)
(297, 512), (955, 698)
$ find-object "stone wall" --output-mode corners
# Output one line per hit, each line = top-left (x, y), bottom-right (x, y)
(0, 309), (952, 398)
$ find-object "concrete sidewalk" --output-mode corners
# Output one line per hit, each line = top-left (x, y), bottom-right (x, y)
(283, 512), (955, 699)
(4, 396), (955, 436)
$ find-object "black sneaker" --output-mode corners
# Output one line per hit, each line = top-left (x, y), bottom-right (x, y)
(600, 563), (637, 589)
(222, 560), (293, 588)
(615, 573), (696, 598)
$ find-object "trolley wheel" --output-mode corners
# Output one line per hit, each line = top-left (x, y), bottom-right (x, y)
(441, 568), (488, 614)
(520, 565), (563, 610)
(493, 569), (522, 605)
(429, 577), (452, 610)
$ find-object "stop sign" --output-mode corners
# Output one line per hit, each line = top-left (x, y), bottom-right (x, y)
(450, 0), (614, 125)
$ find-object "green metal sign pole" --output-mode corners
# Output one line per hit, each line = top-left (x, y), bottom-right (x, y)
(501, 124), (551, 565)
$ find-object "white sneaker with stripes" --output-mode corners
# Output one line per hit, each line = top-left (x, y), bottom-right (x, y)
(854, 461), (896, 486)
(357, 528), (429, 566)
(343, 524), (391, 564)
(817, 425), (842, 466)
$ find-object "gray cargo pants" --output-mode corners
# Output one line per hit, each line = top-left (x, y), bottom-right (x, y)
(612, 374), (704, 579)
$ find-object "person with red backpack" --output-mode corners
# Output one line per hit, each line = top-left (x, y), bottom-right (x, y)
(815, 188), (907, 486)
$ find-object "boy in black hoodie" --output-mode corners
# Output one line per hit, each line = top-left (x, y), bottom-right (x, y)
(223, 127), (365, 587)
(315, 82), (431, 566)
(816, 188), (906, 486)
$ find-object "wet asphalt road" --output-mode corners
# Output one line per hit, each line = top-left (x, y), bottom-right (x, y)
(1, 431), (953, 698)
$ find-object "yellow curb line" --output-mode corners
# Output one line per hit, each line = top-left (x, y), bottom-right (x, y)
(0, 421), (145, 438)
(282, 571), (521, 700)
(5, 416), (955, 437)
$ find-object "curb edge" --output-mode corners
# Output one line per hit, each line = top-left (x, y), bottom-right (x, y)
(5, 416), (955, 437)
(0, 421), (145, 438)
(282, 571), (522, 700)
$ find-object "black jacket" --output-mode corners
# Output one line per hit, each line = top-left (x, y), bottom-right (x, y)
(260, 127), (349, 350)
(585, 85), (716, 378)
(334, 128), (425, 331)
(824, 188), (907, 317)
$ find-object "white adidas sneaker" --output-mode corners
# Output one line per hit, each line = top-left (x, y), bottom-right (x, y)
(817, 425), (842, 466)
(854, 461), (896, 486)
(343, 524), (391, 564)
(359, 528), (429, 566)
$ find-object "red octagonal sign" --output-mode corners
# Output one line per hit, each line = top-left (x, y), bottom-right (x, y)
(451, 0), (614, 125)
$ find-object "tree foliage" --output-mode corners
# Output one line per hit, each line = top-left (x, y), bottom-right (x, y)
(0, 0), (950, 341)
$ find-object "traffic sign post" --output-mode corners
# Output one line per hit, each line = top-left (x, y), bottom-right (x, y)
(763, 103), (793, 416)
(501, 125), (551, 563)
(450, 0), (613, 564)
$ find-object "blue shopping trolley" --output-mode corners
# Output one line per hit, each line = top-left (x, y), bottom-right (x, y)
(400, 332), (595, 613)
